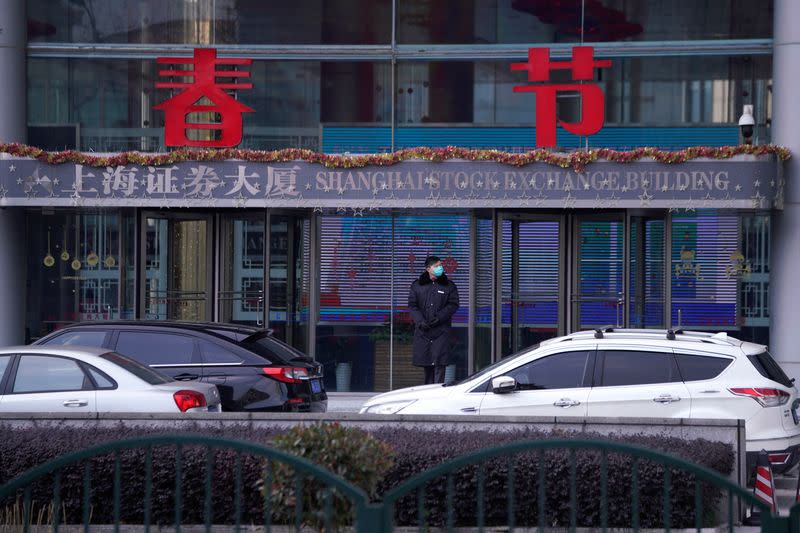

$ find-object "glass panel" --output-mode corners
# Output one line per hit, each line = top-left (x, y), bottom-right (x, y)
(26, 210), (128, 341)
(396, 0), (772, 43)
(27, 0), (391, 44)
(740, 213), (770, 344)
(27, 58), (391, 152)
(670, 211), (738, 329)
(43, 331), (107, 347)
(87, 366), (115, 389)
(574, 218), (624, 330)
(501, 219), (561, 357)
(115, 331), (195, 365)
(506, 351), (590, 390)
(0, 356), (11, 381)
(144, 216), (209, 321)
(13, 356), (87, 393)
(599, 350), (680, 387)
(318, 214), (391, 392)
(474, 214), (493, 371)
(392, 214), (470, 388)
(388, 57), (772, 152)
(219, 216), (264, 326)
(628, 217), (665, 328)
(268, 214), (311, 354)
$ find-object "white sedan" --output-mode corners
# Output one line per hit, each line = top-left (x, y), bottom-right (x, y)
(0, 345), (221, 413)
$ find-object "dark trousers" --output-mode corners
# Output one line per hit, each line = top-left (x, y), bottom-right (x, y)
(424, 365), (446, 385)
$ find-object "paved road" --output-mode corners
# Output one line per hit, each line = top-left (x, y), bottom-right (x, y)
(326, 392), (373, 413)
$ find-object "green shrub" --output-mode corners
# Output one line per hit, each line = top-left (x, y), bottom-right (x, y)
(262, 422), (394, 531)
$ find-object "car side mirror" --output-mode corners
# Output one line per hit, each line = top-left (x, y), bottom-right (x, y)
(491, 376), (517, 394)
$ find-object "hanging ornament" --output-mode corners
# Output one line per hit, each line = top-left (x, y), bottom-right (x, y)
(60, 227), (70, 261)
(43, 230), (55, 267)
(104, 215), (116, 268)
(86, 217), (99, 267)
(71, 216), (81, 271)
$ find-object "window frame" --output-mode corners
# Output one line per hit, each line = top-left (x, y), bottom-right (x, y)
(5, 354), (95, 395)
(595, 348), (682, 388)
(110, 329), (201, 367)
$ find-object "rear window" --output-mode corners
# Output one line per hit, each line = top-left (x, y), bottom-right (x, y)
(599, 350), (681, 387)
(239, 334), (311, 364)
(100, 352), (172, 385)
(747, 351), (794, 388)
(675, 354), (732, 382)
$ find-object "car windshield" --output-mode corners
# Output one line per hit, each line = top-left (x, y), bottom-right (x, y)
(238, 332), (313, 365)
(100, 351), (172, 385)
(448, 343), (541, 387)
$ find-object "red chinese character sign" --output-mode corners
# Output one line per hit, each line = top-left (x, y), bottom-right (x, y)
(154, 48), (254, 148)
(512, 46), (611, 148)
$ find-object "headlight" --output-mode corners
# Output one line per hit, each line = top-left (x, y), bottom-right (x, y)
(361, 399), (416, 414)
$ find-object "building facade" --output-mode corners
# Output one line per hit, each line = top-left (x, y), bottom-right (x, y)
(2, 0), (798, 392)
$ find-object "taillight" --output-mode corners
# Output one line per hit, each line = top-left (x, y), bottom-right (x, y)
(173, 390), (207, 412)
(263, 367), (309, 384)
(729, 387), (790, 407)
(769, 453), (791, 465)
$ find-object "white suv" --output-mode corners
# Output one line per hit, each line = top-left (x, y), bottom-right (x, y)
(360, 328), (800, 473)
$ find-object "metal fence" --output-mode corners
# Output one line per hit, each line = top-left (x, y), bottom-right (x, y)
(0, 434), (796, 532)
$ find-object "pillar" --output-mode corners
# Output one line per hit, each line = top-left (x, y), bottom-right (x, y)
(769, 0), (800, 379)
(0, 0), (27, 345)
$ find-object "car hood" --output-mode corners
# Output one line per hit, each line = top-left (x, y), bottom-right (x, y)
(361, 383), (451, 407)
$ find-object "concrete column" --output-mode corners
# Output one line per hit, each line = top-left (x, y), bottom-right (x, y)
(769, 0), (800, 379)
(0, 0), (27, 345)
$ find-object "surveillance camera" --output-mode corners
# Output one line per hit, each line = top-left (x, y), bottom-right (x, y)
(739, 105), (755, 142)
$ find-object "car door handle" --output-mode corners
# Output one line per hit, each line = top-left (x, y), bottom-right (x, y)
(63, 400), (88, 407)
(553, 398), (581, 408)
(205, 374), (226, 384)
(653, 395), (681, 403)
(460, 407), (478, 413)
(173, 373), (200, 381)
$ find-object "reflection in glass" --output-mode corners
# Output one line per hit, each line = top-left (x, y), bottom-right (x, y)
(219, 217), (265, 326)
(28, 0), (391, 44)
(144, 216), (209, 321)
(268, 214), (310, 354)
(26, 210), (127, 341)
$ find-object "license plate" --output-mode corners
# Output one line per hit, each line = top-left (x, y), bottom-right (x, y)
(311, 379), (322, 394)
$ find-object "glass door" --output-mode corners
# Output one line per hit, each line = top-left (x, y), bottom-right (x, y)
(268, 212), (311, 353)
(218, 214), (266, 326)
(141, 213), (213, 321)
(499, 215), (564, 357)
(629, 216), (666, 328)
(572, 215), (626, 331)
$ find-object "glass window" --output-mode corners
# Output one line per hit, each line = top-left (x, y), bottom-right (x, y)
(396, 0), (772, 44)
(507, 351), (591, 390)
(44, 330), (107, 347)
(115, 332), (196, 366)
(86, 365), (116, 389)
(28, 58), (391, 153)
(199, 340), (243, 364)
(26, 211), (133, 342)
(671, 211), (740, 329)
(747, 351), (793, 388)
(12, 355), (88, 393)
(675, 353), (732, 382)
(27, 0), (391, 44)
(600, 350), (679, 386)
(100, 352), (172, 385)
(0, 355), (11, 382)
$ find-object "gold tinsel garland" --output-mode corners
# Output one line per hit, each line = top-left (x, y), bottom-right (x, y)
(0, 143), (790, 173)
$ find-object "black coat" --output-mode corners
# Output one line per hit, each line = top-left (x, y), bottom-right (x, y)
(408, 271), (460, 366)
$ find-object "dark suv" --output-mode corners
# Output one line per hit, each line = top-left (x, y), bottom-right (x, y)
(34, 322), (327, 413)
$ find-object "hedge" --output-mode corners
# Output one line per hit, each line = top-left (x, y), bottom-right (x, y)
(0, 424), (735, 528)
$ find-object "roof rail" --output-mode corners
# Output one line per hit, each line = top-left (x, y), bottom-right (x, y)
(666, 328), (684, 340)
(594, 325), (615, 339)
